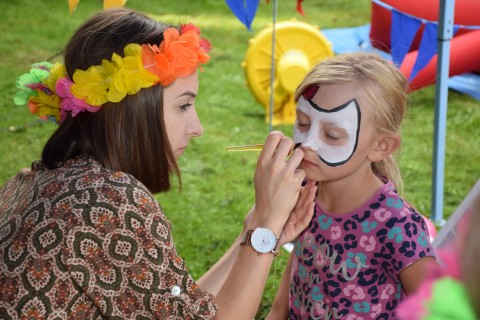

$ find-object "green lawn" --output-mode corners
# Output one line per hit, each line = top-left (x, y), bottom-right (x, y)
(1, 0), (479, 318)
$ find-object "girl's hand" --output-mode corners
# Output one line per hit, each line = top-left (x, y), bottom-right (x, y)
(250, 131), (306, 233)
(279, 180), (317, 246)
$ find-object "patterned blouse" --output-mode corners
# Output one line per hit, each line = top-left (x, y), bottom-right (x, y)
(0, 157), (217, 319)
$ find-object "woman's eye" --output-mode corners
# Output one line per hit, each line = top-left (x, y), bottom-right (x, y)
(298, 122), (311, 128)
(179, 103), (193, 111)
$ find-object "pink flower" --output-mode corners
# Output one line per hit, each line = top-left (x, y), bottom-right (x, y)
(56, 77), (100, 119)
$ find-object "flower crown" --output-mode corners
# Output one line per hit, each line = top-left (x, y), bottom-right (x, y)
(14, 23), (211, 123)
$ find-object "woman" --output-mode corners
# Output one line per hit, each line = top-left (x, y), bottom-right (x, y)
(0, 8), (316, 319)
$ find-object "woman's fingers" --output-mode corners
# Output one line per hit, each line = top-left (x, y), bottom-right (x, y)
(286, 148), (304, 172)
(259, 131), (285, 161)
(271, 137), (294, 162)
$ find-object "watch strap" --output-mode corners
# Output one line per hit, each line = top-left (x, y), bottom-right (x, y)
(241, 229), (254, 246)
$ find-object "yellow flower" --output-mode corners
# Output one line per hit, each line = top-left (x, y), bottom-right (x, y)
(30, 89), (61, 122)
(108, 44), (159, 102)
(46, 64), (67, 92)
(71, 62), (115, 106)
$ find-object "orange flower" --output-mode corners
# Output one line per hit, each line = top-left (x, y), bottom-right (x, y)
(142, 44), (176, 86)
(141, 25), (211, 86)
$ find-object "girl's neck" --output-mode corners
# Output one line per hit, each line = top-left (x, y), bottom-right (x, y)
(317, 169), (385, 214)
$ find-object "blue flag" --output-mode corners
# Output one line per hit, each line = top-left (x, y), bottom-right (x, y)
(225, 0), (260, 30)
(409, 22), (438, 81)
(390, 10), (421, 67)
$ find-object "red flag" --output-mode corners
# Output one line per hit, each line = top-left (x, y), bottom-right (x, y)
(297, 0), (305, 15)
(265, 0), (305, 15)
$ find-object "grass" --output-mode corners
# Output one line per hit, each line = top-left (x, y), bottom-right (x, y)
(0, 0), (479, 318)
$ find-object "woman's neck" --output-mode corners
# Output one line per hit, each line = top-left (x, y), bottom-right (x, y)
(316, 169), (385, 214)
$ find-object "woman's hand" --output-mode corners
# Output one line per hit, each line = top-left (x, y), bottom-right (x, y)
(250, 131), (306, 233)
(278, 180), (317, 246)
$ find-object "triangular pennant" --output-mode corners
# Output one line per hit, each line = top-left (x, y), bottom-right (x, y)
(266, 0), (305, 15)
(68, 0), (80, 14)
(391, 10), (421, 67)
(226, 0), (260, 30)
(409, 22), (438, 82)
(104, 0), (127, 9)
(297, 0), (305, 15)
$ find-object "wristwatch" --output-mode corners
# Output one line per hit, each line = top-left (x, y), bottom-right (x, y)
(241, 227), (279, 256)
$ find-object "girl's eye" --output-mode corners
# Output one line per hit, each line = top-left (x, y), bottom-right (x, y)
(179, 103), (193, 111)
(325, 133), (340, 141)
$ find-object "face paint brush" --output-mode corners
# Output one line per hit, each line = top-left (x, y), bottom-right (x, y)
(225, 143), (301, 152)
(225, 144), (264, 152)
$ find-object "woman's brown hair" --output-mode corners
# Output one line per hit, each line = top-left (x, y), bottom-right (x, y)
(42, 8), (180, 193)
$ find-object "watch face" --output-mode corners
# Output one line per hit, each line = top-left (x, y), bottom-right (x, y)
(251, 228), (277, 254)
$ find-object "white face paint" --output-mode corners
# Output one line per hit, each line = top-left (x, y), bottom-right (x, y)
(293, 96), (361, 167)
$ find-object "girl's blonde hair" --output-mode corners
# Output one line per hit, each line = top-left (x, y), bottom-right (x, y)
(295, 52), (409, 191)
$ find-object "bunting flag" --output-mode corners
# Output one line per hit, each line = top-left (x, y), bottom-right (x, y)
(68, 0), (80, 13)
(266, 0), (305, 15)
(390, 10), (421, 67)
(225, 0), (260, 30)
(228, 0), (305, 30)
(103, 0), (127, 9)
(296, 0), (305, 15)
(391, 12), (460, 82)
(373, 0), (472, 82)
(409, 22), (438, 81)
(68, 0), (127, 14)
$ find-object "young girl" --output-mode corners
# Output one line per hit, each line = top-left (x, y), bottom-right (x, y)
(266, 52), (436, 319)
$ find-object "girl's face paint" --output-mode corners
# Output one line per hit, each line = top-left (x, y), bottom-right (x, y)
(293, 94), (361, 167)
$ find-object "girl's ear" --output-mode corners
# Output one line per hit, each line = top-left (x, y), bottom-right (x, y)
(368, 133), (400, 162)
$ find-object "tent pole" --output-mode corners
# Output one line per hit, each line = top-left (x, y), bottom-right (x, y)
(267, 0), (278, 133)
(431, 0), (455, 225)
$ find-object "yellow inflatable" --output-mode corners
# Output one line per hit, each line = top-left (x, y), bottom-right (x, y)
(242, 20), (333, 125)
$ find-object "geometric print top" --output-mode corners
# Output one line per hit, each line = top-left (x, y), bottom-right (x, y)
(289, 179), (435, 320)
(0, 157), (217, 319)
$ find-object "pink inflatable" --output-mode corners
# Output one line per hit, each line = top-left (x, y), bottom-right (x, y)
(370, 0), (480, 90)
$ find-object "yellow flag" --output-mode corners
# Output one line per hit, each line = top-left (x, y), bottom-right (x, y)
(68, 0), (80, 14)
(104, 0), (127, 9)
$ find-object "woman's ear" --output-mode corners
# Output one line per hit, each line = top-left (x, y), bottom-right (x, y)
(368, 133), (400, 162)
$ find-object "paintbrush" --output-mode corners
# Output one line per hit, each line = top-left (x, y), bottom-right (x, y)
(225, 144), (264, 152)
(225, 143), (301, 152)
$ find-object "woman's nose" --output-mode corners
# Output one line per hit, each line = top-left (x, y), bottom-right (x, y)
(189, 109), (203, 137)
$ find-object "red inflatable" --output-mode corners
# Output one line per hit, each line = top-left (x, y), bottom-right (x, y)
(370, 0), (480, 90)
